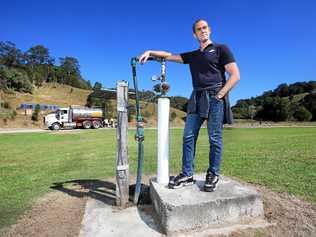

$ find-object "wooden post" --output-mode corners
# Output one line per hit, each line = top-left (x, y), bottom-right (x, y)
(116, 80), (129, 207)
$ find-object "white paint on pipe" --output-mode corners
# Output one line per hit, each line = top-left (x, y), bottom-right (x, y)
(157, 97), (170, 184)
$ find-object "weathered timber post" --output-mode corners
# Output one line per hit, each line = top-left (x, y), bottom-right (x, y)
(116, 80), (129, 207)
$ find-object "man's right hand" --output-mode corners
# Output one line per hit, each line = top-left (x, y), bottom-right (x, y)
(138, 50), (151, 64)
(138, 50), (183, 64)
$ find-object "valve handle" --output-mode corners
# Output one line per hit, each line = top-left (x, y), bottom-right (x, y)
(151, 75), (160, 81)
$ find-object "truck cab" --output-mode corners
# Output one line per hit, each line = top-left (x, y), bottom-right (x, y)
(44, 107), (76, 130)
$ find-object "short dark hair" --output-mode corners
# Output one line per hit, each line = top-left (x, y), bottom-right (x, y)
(192, 19), (209, 33)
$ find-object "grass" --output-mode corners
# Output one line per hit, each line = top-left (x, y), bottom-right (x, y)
(3, 83), (92, 109)
(0, 127), (315, 230)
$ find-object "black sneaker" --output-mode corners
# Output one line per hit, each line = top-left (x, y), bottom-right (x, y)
(168, 173), (194, 189)
(204, 171), (219, 192)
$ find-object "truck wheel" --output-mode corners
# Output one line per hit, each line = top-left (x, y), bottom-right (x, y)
(92, 120), (102, 129)
(51, 123), (61, 131)
(83, 120), (92, 129)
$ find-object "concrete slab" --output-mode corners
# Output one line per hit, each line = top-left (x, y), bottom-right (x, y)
(79, 175), (270, 237)
(79, 199), (163, 237)
(79, 197), (271, 237)
(150, 175), (265, 235)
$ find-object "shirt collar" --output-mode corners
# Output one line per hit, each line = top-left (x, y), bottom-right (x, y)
(202, 43), (214, 52)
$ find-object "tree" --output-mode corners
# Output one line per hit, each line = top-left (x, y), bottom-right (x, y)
(24, 45), (55, 86)
(0, 41), (24, 67)
(274, 83), (289, 97)
(58, 57), (90, 89)
(93, 82), (102, 90)
(0, 66), (32, 92)
(103, 100), (114, 118)
(87, 80), (92, 89)
(303, 93), (316, 120)
(31, 104), (40, 121)
(293, 106), (312, 121)
(25, 45), (52, 66)
(232, 100), (257, 119)
(255, 96), (290, 121)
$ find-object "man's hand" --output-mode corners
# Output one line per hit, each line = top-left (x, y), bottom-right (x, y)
(138, 50), (151, 64)
(138, 50), (183, 64)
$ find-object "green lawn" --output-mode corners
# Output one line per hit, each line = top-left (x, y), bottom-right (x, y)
(0, 127), (315, 230)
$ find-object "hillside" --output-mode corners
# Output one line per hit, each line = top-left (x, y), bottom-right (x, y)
(0, 84), (186, 128)
(2, 83), (92, 109)
(232, 81), (316, 121)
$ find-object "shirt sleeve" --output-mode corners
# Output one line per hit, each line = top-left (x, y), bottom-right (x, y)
(219, 44), (235, 66)
(180, 51), (194, 64)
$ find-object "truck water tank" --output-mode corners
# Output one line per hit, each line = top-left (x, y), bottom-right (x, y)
(72, 108), (103, 120)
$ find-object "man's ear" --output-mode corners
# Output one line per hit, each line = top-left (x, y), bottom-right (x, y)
(193, 33), (197, 39)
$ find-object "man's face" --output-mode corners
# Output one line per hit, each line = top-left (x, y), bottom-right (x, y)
(193, 20), (211, 43)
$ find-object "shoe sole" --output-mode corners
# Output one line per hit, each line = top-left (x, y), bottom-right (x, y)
(169, 181), (195, 189)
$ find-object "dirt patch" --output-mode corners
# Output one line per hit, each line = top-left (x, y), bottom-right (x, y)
(1, 176), (315, 237)
(2, 190), (87, 237)
(224, 184), (316, 237)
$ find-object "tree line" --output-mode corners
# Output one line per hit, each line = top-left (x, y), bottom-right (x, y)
(232, 81), (316, 121)
(0, 41), (92, 93)
(86, 82), (188, 120)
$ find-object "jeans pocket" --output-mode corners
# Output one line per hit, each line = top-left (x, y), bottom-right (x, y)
(212, 95), (223, 102)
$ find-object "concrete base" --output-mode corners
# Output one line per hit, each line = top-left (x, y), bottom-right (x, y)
(150, 175), (265, 235)
(79, 197), (270, 237)
(79, 199), (162, 237)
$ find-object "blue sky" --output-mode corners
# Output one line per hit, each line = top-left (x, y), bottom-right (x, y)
(1, 0), (316, 105)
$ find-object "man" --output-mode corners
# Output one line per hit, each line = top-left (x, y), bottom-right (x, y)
(139, 19), (240, 191)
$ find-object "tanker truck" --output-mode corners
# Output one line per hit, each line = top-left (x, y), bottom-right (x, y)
(44, 106), (103, 130)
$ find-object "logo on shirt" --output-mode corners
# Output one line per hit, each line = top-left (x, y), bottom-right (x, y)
(208, 49), (215, 53)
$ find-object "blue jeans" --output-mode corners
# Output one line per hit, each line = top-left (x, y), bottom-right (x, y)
(182, 95), (224, 176)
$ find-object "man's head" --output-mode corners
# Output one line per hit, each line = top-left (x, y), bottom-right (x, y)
(192, 19), (211, 43)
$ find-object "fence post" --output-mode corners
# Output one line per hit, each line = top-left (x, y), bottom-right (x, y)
(116, 80), (129, 207)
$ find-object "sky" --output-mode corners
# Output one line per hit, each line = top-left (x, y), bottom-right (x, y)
(1, 0), (316, 105)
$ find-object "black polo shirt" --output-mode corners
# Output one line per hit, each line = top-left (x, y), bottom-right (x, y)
(180, 43), (235, 89)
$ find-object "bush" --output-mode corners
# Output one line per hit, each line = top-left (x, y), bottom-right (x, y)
(143, 110), (152, 118)
(0, 67), (33, 93)
(293, 106), (312, 121)
(170, 111), (177, 121)
(128, 105), (136, 122)
(3, 101), (10, 109)
(31, 104), (40, 121)
(10, 110), (17, 119)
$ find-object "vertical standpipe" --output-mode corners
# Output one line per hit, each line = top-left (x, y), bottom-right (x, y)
(157, 97), (170, 184)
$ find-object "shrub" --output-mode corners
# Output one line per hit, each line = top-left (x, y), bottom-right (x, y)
(10, 110), (17, 119)
(170, 111), (177, 121)
(3, 101), (10, 109)
(31, 104), (40, 121)
(293, 106), (312, 121)
(143, 110), (152, 118)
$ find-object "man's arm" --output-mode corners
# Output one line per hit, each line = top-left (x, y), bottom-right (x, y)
(216, 62), (240, 100)
(138, 50), (183, 64)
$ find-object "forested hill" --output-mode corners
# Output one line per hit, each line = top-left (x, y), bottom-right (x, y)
(0, 41), (92, 93)
(87, 82), (189, 113)
(232, 81), (316, 121)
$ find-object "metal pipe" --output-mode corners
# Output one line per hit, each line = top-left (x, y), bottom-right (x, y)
(130, 56), (170, 204)
(157, 97), (170, 184)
